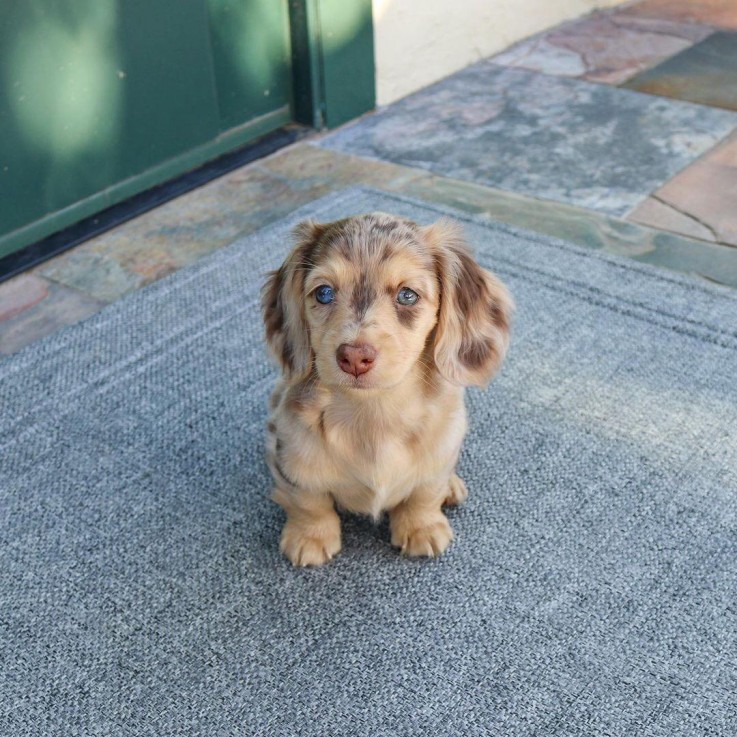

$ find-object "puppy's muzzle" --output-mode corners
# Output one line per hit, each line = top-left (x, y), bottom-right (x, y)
(336, 343), (377, 377)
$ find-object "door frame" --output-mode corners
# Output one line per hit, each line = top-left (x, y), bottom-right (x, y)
(290, 0), (375, 129)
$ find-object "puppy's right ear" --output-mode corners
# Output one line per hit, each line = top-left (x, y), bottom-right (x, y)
(425, 219), (513, 388)
(262, 220), (325, 379)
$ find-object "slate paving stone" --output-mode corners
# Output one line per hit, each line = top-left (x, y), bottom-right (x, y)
(602, 12), (715, 42)
(627, 198), (716, 243)
(619, 0), (737, 31)
(34, 165), (323, 303)
(0, 279), (105, 356)
(629, 131), (737, 248)
(624, 31), (737, 112)
(492, 10), (711, 85)
(38, 251), (145, 304)
(319, 63), (737, 216)
(0, 274), (49, 322)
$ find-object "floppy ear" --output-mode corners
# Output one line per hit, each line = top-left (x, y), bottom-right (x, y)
(424, 219), (513, 388)
(262, 220), (325, 380)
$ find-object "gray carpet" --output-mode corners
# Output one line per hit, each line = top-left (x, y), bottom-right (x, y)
(1, 188), (736, 736)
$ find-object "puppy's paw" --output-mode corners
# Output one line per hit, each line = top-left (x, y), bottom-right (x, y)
(390, 513), (454, 558)
(280, 518), (341, 567)
(444, 474), (468, 506)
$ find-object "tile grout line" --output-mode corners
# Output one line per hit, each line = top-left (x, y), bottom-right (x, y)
(648, 193), (721, 243)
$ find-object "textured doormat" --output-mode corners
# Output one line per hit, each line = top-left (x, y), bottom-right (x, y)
(1, 188), (735, 736)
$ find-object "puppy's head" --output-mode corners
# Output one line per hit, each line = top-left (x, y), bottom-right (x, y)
(262, 213), (512, 391)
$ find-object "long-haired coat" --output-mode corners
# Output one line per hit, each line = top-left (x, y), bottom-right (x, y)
(262, 213), (512, 566)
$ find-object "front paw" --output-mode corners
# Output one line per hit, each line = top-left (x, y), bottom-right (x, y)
(280, 517), (341, 567)
(390, 513), (454, 557)
(444, 474), (468, 506)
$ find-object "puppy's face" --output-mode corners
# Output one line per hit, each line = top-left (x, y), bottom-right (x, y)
(303, 217), (439, 391)
(263, 213), (512, 391)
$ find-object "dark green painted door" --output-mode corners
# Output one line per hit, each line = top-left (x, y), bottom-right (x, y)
(0, 0), (293, 259)
(208, 0), (292, 130)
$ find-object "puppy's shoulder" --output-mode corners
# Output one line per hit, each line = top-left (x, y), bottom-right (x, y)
(271, 372), (326, 430)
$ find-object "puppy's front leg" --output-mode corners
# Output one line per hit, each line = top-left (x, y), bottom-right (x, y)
(444, 473), (468, 507)
(272, 486), (341, 567)
(389, 482), (454, 558)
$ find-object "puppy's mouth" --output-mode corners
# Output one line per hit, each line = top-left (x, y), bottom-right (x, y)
(338, 372), (377, 391)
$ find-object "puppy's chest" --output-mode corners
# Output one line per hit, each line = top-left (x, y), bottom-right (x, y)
(276, 390), (465, 514)
(320, 408), (427, 497)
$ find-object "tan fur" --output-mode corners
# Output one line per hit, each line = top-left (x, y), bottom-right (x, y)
(261, 213), (513, 566)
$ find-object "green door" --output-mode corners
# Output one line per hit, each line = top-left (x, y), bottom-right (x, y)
(0, 0), (293, 259)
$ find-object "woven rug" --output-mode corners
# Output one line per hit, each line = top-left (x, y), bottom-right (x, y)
(1, 188), (735, 736)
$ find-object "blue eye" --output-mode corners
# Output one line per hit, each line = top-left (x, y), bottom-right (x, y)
(315, 285), (335, 304)
(397, 287), (419, 306)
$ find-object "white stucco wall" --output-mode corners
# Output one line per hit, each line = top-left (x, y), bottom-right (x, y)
(372, 0), (628, 106)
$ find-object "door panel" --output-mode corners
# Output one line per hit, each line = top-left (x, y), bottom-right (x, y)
(116, 0), (221, 177)
(207, 0), (292, 130)
(0, 0), (293, 260)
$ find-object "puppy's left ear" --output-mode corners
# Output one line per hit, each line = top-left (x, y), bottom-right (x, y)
(262, 220), (325, 380)
(424, 219), (513, 388)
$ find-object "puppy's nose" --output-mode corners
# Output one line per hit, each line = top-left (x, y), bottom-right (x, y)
(336, 343), (377, 377)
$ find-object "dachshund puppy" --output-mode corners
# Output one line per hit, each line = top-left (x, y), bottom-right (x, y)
(262, 213), (512, 566)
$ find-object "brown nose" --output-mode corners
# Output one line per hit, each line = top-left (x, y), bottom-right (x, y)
(336, 343), (377, 377)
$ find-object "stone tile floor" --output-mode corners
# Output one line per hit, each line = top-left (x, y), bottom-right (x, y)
(630, 130), (737, 245)
(2, 0), (737, 356)
(617, 0), (737, 30)
(624, 31), (737, 111)
(490, 9), (713, 84)
(318, 63), (737, 217)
